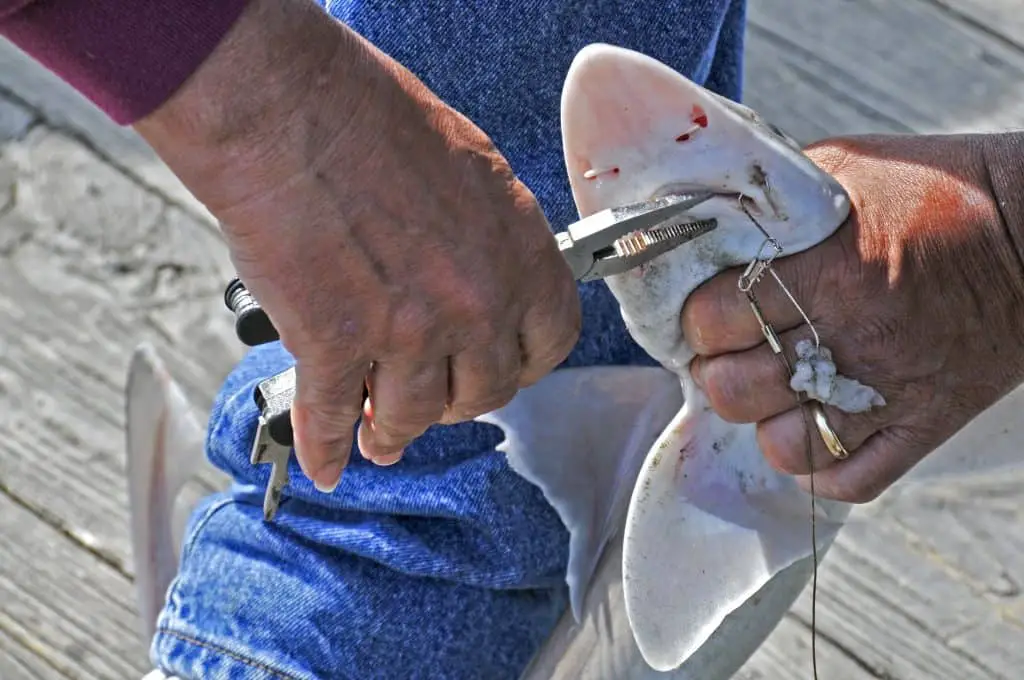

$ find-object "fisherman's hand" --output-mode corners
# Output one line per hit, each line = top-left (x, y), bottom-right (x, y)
(681, 134), (1024, 502)
(134, 0), (580, 490)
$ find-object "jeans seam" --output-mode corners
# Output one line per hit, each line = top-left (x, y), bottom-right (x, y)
(157, 627), (303, 680)
(178, 496), (237, 561)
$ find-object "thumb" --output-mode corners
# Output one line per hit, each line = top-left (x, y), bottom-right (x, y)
(290, 356), (366, 492)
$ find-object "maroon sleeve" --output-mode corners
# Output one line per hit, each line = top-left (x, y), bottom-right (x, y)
(0, 0), (252, 124)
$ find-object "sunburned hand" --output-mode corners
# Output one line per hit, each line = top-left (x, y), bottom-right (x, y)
(134, 0), (580, 490)
(682, 133), (1024, 502)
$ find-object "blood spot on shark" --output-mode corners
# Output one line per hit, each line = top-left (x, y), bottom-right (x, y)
(675, 105), (710, 143)
(691, 104), (709, 128)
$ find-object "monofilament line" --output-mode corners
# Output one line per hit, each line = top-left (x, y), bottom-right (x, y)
(737, 198), (820, 680)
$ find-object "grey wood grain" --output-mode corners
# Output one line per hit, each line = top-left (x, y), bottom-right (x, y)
(740, 477), (1024, 679)
(0, 38), (215, 223)
(0, 125), (238, 578)
(922, 0), (1024, 52)
(745, 0), (1024, 142)
(1, 1), (1023, 678)
(0, 492), (149, 677)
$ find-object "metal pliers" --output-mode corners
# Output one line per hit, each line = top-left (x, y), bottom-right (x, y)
(223, 190), (718, 520)
(557, 191), (717, 281)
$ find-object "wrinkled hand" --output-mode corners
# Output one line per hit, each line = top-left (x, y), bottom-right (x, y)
(682, 134), (1024, 502)
(135, 0), (580, 490)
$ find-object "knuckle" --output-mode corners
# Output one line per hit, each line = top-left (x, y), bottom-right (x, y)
(758, 436), (802, 475)
(554, 277), (583, 325)
(390, 304), (435, 352)
(762, 449), (799, 475)
(557, 310), (583, 351)
(402, 365), (449, 398)
(528, 323), (579, 370)
(534, 341), (572, 369)
(295, 359), (368, 401)
(494, 342), (524, 376)
(701, 363), (747, 423)
(451, 385), (517, 420)
(377, 396), (444, 429)
(831, 478), (886, 504)
(850, 315), (901, 356)
(371, 419), (420, 444)
(481, 384), (519, 412)
(296, 400), (362, 433)
(681, 288), (728, 351)
(451, 285), (498, 324)
(464, 327), (506, 362)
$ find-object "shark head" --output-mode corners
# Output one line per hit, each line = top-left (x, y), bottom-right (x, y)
(562, 43), (850, 372)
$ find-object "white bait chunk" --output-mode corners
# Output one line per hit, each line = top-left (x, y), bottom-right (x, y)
(790, 338), (886, 413)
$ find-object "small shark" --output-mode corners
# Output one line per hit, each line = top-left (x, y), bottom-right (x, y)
(124, 44), (1024, 680)
(502, 43), (862, 679)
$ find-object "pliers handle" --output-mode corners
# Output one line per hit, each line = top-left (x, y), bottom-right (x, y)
(556, 191), (717, 282)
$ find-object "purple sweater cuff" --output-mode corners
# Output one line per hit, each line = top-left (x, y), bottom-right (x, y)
(1, 0), (253, 124)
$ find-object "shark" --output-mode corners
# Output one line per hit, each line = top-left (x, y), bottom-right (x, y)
(125, 43), (1024, 680)
(501, 43), (864, 678)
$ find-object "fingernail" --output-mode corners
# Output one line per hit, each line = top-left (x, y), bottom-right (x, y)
(686, 323), (704, 351)
(372, 450), (403, 467)
(356, 425), (374, 460)
(690, 358), (705, 389)
(313, 460), (344, 493)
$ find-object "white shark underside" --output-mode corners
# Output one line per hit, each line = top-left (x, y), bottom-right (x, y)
(509, 43), (857, 677)
(124, 44), (1024, 680)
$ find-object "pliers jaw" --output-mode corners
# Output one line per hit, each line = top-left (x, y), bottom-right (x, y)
(557, 191), (718, 282)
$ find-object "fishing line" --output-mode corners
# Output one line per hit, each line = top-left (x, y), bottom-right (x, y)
(738, 200), (820, 680)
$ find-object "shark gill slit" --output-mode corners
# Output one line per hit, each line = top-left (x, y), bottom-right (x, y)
(583, 166), (619, 180)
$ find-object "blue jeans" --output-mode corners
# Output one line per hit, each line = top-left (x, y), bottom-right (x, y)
(152, 2), (747, 678)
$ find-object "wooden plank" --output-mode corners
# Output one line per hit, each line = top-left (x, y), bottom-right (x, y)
(0, 124), (238, 577)
(739, 474), (1024, 679)
(0, 38), (215, 223)
(745, 0), (1024, 141)
(921, 0), (1024, 52)
(797, 524), (1008, 679)
(734, 614), (877, 680)
(742, 27), (914, 143)
(0, 491), (149, 677)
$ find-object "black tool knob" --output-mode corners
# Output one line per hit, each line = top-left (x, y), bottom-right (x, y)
(223, 277), (280, 346)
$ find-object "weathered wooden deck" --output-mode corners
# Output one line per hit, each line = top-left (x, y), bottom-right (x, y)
(1, 1), (1022, 678)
